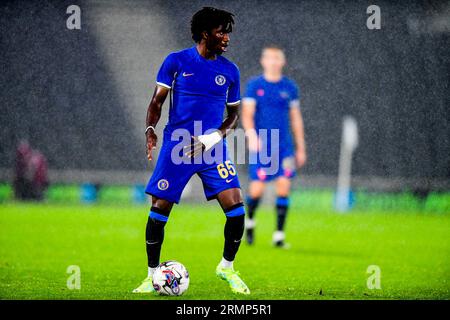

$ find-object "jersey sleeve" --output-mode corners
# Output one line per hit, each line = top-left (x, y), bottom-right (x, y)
(242, 79), (257, 103)
(289, 81), (301, 109)
(156, 53), (179, 89)
(226, 64), (241, 106)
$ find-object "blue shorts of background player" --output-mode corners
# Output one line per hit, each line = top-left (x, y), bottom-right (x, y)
(145, 132), (241, 204)
(248, 152), (296, 182)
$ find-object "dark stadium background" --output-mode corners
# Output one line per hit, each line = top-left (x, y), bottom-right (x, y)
(1, 0), (449, 190)
(0, 0), (449, 302)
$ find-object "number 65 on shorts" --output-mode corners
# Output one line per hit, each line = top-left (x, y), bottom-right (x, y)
(145, 155), (241, 204)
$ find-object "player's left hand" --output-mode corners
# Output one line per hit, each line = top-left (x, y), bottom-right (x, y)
(296, 149), (307, 168)
(184, 136), (205, 158)
(146, 130), (158, 161)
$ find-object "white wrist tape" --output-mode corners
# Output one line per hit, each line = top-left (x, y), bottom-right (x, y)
(145, 126), (155, 134)
(197, 131), (222, 151)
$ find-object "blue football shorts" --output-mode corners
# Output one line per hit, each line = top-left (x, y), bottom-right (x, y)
(248, 152), (297, 182)
(145, 136), (241, 204)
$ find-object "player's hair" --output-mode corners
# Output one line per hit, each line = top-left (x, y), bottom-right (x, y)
(262, 45), (285, 54)
(191, 7), (235, 43)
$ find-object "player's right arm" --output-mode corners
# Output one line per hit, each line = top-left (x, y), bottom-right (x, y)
(242, 81), (260, 152)
(145, 85), (170, 161)
(146, 53), (179, 161)
(288, 82), (306, 168)
(242, 99), (259, 152)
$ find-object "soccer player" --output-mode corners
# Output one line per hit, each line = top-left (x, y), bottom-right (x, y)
(133, 7), (250, 295)
(242, 46), (307, 248)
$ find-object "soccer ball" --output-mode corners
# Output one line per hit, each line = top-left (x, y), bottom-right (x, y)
(152, 260), (189, 296)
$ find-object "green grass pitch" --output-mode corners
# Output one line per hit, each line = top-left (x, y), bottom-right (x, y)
(0, 202), (449, 300)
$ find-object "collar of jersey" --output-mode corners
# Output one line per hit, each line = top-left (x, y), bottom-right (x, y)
(192, 46), (222, 64)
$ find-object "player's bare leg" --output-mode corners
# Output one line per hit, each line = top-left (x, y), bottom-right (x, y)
(274, 177), (291, 248)
(133, 197), (173, 293)
(215, 188), (250, 295)
(245, 180), (265, 245)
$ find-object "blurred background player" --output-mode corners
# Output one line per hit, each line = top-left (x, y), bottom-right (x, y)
(13, 140), (48, 201)
(242, 46), (306, 248)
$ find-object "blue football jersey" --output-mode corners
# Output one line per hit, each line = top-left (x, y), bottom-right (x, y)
(243, 75), (300, 157)
(156, 46), (241, 135)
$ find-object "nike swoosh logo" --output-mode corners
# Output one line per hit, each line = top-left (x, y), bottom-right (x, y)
(226, 179), (234, 183)
(234, 239), (241, 243)
(146, 241), (159, 245)
(182, 72), (194, 77)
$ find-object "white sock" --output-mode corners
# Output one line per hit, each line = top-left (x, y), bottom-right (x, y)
(219, 257), (234, 269)
(148, 267), (156, 278)
(273, 230), (285, 243)
(245, 218), (256, 229)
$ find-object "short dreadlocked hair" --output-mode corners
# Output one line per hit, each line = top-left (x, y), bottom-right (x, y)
(191, 7), (235, 43)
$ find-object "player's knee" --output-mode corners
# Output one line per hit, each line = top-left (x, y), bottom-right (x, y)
(275, 177), (291, 196)
(151, 197), (173, 212)
(217, 188), (243, 209)
(275, 186), (290, 197)
(250, 181), (265, 198)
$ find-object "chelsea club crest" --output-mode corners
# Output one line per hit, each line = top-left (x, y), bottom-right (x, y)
(215, 75), (226, 86)
(157, 179), (169, 190)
